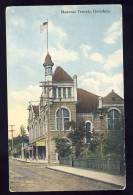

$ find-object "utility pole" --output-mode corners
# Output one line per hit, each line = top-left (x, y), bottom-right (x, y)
(9, 125), (16, 158)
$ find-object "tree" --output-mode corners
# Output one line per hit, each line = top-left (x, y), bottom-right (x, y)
(104, 113), (125, 160)
(67, 120), (106, 158)
(68, 120), (88, 157)
(8, 133), (29, 157)
(54, 137), (72, 158)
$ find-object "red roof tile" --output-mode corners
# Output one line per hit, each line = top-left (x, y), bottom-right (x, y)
(52, 66), (73, 82)
(77, 88), (99, 113)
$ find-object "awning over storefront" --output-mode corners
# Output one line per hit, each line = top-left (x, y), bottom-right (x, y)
(36, 139), (45, 147)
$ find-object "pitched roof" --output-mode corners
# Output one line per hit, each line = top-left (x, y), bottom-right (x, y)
(52, 66), (73, 82)
(77, 88), (99, 113)
(43, 53), (54, 66)
(32, 105), (39, 116)
(103, 90), (124, 104)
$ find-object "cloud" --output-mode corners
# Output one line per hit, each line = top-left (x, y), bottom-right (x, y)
(80, 43), (92, 57)
(80, 43), (122, 70)
(49, 21), (68, 39)
(80, 43), (104, 63)
(8, 85), (41, 137)
(6, 34), (42, 66)
(78, 71), (124, 97)
(38, 20), (68, 41)
(50, 44), (79, 63)
(88, 52), (104, 63)
(103, 49), (123, 70)
(9, 85), (41, 103)
(8, 104), (29, 138)
(6, 13), (25, 29)
(103, 18), (122, 44)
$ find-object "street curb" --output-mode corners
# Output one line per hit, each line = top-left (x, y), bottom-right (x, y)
(12, 158), (59, 166)
(46, 166), (124, 189)
(12, 158), (47, 165)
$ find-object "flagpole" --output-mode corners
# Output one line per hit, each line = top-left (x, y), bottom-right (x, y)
(47, 19), (48, 53)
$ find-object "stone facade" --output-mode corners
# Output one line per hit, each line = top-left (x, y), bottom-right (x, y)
(26, 53), (124, 163)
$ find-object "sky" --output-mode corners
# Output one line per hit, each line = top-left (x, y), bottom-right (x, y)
(6, 5), (123, 137)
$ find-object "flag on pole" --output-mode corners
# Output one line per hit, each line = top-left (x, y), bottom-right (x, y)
(40, 21), (48, 33)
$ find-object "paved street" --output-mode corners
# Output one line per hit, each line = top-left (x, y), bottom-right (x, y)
(9, 159), (120, 192)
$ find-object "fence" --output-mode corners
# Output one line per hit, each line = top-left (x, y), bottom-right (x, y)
(59, 157), (124, 175)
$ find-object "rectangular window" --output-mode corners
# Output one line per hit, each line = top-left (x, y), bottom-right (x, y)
(53, 87), (56, 98)
(108, 119), (113, 130)
(63, 88), (66, 98)
(58, 88), (61, 98)
(57, 118), (62, 130)
(68, 87), (72, 98)
(64, 118), (69, 130)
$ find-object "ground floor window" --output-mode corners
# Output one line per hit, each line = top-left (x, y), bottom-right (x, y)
(85, 121), (92, 143)
(107, 109), (121, 130)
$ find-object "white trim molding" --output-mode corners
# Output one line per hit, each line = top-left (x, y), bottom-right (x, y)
(54, 106), (71, 131)
(107, 107), (121, 113)
(85, 120), (93, 132)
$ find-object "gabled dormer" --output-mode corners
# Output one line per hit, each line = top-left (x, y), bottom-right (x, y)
(102, 89), (124, 106)
(52, 66), (77, 102)
(28, 103), (39, 123)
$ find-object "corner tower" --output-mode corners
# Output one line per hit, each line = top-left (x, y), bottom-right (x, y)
(43, 53), (54, 82)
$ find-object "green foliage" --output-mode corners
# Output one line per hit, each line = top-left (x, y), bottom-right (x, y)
(67, 120), (93, 157)
(64, 120), (76, 131)
(54, 137), (72, 158)
(58, 116), (125, 160)
(80, 146), (99, 158)
(68, 120), (86, 157)
(104, 114), (125, 160)
(8, 134), (29, 156)
(104, 129), (125, 160)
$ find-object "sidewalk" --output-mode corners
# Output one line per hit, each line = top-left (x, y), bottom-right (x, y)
(46, 165), (126, 187)
(13, 158), (126, 187)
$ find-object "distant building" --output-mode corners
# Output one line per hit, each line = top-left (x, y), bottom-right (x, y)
(27, 53), (124, 163)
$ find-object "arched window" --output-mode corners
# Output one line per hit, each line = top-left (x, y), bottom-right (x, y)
(56, 108), (70, 130)
(107, 109), (121, 130)
(86, 122), (91, 132)
(85, 121), (92, 143)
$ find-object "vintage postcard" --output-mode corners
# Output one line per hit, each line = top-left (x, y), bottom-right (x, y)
(6, 4), (126, 191)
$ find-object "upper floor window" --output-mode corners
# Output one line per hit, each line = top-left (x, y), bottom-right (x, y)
(56, 108), (70, 130)
(58, 88), (61, 98)
(63, 88), (66, 98)
(53, 87), (73, 99)
(53, 87), (56, 99)
(107, 109), (121, 130)
(68, 87), (72, 98)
